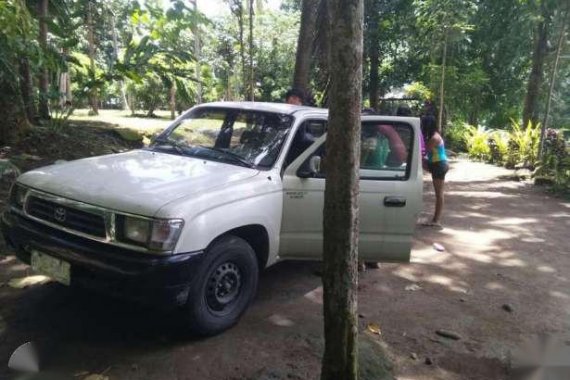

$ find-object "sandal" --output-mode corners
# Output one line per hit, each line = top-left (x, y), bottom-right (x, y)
(421, 221), (443, 229)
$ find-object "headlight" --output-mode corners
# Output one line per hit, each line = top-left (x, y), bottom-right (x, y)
(124, 216), (150, 244)
(10, 183), (27, 208)
(118, 215), (184, 252)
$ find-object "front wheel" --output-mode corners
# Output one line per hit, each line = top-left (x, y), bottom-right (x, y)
(185, 235), (259, 335)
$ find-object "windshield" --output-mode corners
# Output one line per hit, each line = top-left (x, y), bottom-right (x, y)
(151, 108), (294, 169)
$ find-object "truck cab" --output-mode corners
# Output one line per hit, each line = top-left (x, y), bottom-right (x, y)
(2, 102), (422, 335)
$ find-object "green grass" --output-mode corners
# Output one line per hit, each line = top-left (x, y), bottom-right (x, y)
(69, 109), (173, 134)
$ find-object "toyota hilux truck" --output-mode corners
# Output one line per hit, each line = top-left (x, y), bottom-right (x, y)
(2, 102), (422, 335)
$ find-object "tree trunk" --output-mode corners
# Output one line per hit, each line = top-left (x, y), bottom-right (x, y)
(111, 12), (128, 110)
(522, 6), (548, 129)
(169, 82), (176, 120)
(19, 58), (36, 123)
(293, 0), (318, 93)
(437, 27), (448, 133)
(315, 0), (332, 106)
(236, 2), (246, 100)
(320, 0), (363, 379)
(191, 0), (202, 104)
(87, 0), (99, 115)
(248, 0), (255, 101)
(539, 9), (567, 159)
(365, 0), (380, 111)
(38, 0), (50, 119)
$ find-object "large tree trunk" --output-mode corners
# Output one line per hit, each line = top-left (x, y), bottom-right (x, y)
(320, 0), (363, 379)
(19, 58), (36, 123)
(522, 5), (549, 129)
(38, 0), (50, 119)
(315, 0), (332, 106)
(539, 9), (567, 159)
(293, 0), (319, 93)
(87, 0), (99, 115)
(366, 0), (380, 111)
(248, 0), (255, 101)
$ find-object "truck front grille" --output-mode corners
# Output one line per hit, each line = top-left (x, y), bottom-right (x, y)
(26, 196), (106, 238)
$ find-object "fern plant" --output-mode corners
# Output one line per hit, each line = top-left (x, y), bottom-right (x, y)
(506, 119), (540, 169)
(464, 124), (490, 161)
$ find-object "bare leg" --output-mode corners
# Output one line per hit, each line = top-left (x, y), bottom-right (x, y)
(432, 178), (445, 224)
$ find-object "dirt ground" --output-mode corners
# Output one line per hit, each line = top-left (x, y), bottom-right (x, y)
(0, 158), (569, 380)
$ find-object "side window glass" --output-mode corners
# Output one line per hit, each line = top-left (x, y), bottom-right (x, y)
(360, 122), (413, 179)
(285, 120), (327, 168)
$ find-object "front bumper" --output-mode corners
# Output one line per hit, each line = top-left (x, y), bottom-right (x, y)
(1, 210), (204, 308)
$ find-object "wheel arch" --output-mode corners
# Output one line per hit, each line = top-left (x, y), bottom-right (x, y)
(207, 224), (270, 270)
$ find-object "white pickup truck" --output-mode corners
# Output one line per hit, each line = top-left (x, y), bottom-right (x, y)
(2, 102), (422, 335)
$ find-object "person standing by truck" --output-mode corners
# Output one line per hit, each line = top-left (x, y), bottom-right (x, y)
(422, 114), (449, 228)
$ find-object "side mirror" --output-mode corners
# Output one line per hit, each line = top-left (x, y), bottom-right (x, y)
(297, 156), (321, 178)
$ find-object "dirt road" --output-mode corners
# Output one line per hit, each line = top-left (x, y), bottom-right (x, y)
(0, 159), (569, 380)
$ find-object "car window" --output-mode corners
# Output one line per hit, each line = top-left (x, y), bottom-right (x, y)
(284, 120), (327, 168)
(153, 108), (294, 169)
(360, 122), (412, 179)
(298, 121), (414, 180)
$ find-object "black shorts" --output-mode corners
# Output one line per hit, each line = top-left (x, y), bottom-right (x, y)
(428, 161), (449, 180)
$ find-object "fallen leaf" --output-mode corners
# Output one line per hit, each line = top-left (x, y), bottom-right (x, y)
(8, 275), (50, 289)
(405, 284), (422, 292)
(366, 323), (382, 336)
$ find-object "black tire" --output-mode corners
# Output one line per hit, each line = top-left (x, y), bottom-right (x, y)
(185, 235), (259, 336)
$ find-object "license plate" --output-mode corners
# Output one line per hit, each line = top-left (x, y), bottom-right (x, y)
(31, 251), (70, 286)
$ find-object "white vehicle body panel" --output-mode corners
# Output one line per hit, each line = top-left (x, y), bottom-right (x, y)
(15, 102), (422, 267)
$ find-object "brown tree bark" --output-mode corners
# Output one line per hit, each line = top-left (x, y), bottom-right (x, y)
(87, 0), (99, 115)
(19, 58), (36, 123)
(38, 0), (50, 119)
(522, 4), (549, 129)
(233, 1), (246, 100)
(320, 0), (363, 379)
(315, 0), (331, 106)
(169, 83), (176, 120)
(366, 0), (380, 111)
(293, 0), (319, 94)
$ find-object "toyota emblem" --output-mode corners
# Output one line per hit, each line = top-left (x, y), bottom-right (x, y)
(54, 207), (66, 222)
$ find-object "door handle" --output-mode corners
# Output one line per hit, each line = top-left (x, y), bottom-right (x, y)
(384, 196), (406, 207)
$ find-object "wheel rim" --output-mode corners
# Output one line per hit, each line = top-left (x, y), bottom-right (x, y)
(205, 262), (243, 313)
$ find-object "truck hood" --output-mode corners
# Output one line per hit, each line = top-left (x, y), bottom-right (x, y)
(18, 150), (259, 216)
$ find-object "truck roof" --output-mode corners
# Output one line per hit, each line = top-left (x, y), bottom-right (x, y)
(195, 101), (328, 117)
(193, 101), (420, 123)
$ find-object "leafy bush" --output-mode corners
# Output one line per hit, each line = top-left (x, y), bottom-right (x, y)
(444, 121), (468, 152)
(404, 81), (433, 101)
(534, 129), (570, 194)
(126, 75), (167, 117)
(488, 130), (509, 165)
(464, 124), (490, 161)
(505, 120), (540, 169)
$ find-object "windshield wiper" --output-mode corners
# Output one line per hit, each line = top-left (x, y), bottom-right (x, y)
(152, 139), (189, 156)
(199, 146), (255, 168)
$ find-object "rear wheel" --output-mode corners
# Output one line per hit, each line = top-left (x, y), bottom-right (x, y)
(186, 235), (258, 335)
